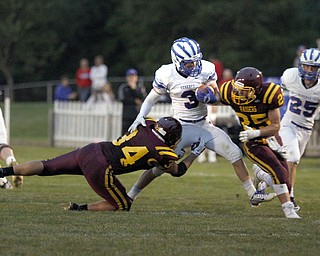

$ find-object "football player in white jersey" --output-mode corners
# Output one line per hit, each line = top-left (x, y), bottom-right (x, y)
(127, 37), (275, 207)
(253, 48), (320, 211)
(0, 107), (22, 189)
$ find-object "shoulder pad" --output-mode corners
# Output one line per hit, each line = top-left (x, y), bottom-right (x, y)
(281, 68), (298, 87)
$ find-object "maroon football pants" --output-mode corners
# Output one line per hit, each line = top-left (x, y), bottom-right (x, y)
(41, 143), (132, 210)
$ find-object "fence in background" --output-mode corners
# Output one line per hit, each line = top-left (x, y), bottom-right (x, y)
(52, 101), (236, 147)
(52, 101), (320, 157)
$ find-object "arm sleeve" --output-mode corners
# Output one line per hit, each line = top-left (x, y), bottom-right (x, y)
(137, 89), (161, 117)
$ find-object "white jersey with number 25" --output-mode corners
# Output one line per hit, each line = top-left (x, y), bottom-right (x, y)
(281, 68), (320, 130)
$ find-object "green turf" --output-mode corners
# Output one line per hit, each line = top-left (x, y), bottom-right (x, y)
(1, 147), (319, 256)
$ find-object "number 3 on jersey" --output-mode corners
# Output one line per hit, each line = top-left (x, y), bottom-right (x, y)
(181, 90), (199, 109)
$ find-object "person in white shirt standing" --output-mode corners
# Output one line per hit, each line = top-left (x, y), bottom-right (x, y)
(127, 37), (275, 207)
(253, 48), (320, 212)
(0, 107), (21, 189)
(88, 55), (108, 103)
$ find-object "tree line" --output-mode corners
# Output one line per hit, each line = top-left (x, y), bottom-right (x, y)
(0, 0), (319, 91)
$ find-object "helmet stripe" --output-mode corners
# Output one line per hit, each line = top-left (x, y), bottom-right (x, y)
(176, 43), (192, 57)
(309, 48), (314, 60)
(186, 40), (196, 55)
(314, 52), (320, 62)
(303, 50), (308, 60)
(171, 46), (186, 59)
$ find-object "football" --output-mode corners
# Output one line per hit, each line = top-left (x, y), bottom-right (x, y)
(196, 84), (217, 95)
(195, 84), (219, 103)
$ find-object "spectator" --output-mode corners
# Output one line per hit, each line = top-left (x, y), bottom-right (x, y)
(86, 81), (115, 108)
(102, 81), (115, 105)
(75, 58), (91, 102)
(89, 55), (108, 98)
(118, 68), (145, 134)
(54, 75), (77, 101)
(293, 45), (306, 67)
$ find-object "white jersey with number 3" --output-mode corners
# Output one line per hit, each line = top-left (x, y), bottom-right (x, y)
(151, 60), (242, 164)
(152, 60), (216, 121)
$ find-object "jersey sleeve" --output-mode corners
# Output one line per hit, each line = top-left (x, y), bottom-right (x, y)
(218, 80), (233, 105)
(281, 68), (297, 90)
(152, 65), (173, 95)
(263, 83), (284, 109)
(201, 60), (217, 83)
(155, 146), (178, 169)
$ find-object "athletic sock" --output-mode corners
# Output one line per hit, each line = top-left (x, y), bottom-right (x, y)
(127, 185), (141, 200)
(256, 169), (273, 188)
(0, 167), (14, 177)
(78, 204), (88, 211)
(242, 180), (256, 198)
(6, 156), (16, 166)
(290, 188), (294, 198)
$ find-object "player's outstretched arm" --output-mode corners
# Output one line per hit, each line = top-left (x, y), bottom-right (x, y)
(166, 138), (205, 177)
(128, 89), (161, 133)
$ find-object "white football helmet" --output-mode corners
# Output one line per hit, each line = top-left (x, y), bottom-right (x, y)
(298, 48), (320, 81)
(171, 37), (203, 77)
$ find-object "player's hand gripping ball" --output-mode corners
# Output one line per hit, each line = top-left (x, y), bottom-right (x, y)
(195, 84), (219, 104)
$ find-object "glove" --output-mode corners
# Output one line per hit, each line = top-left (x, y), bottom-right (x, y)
(266, 136), (288, 159)
(128, 115), (146, 133)
(191, 138), (206, 156)
(196, 86), (218, 104)
(239, 126), (261, 142)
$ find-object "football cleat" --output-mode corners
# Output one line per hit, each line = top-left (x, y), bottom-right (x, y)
(65, 202), (88, 211)
(12, 176), (23, 188)
(290, 197), (301, 212)
(66, 202), (79, 211)
(10, 161), (23, 188)
(282, 202), (301, 219)
(0, 178), (13, 189)
(250, 190), (276, 207)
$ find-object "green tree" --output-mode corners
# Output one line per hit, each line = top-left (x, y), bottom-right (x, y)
(107, 0), (320, 76)
(0, 0), (63, 98)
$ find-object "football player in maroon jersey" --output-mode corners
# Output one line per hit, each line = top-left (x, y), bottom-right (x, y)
(0, 117), (205, 212)
(218, 67), (300, 218)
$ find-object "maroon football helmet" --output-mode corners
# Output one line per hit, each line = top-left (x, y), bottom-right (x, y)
(156, 117), (182, 146)
(232, 67), (263, 105)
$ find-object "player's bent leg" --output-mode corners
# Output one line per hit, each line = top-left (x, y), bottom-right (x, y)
(127, 167), (164, 200)
(273, 184), (301, 219)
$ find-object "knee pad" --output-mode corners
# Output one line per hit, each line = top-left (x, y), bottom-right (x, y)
(273, 184), (289, 195)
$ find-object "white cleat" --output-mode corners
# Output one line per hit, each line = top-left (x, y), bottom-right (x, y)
(282, 202), (301, 219)
(250, 190), (277, 207)
(0, 178), (13, 189)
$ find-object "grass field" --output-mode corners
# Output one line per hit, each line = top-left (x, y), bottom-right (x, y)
(0, 103), (320, 255)
(1, 147), (320, 256)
